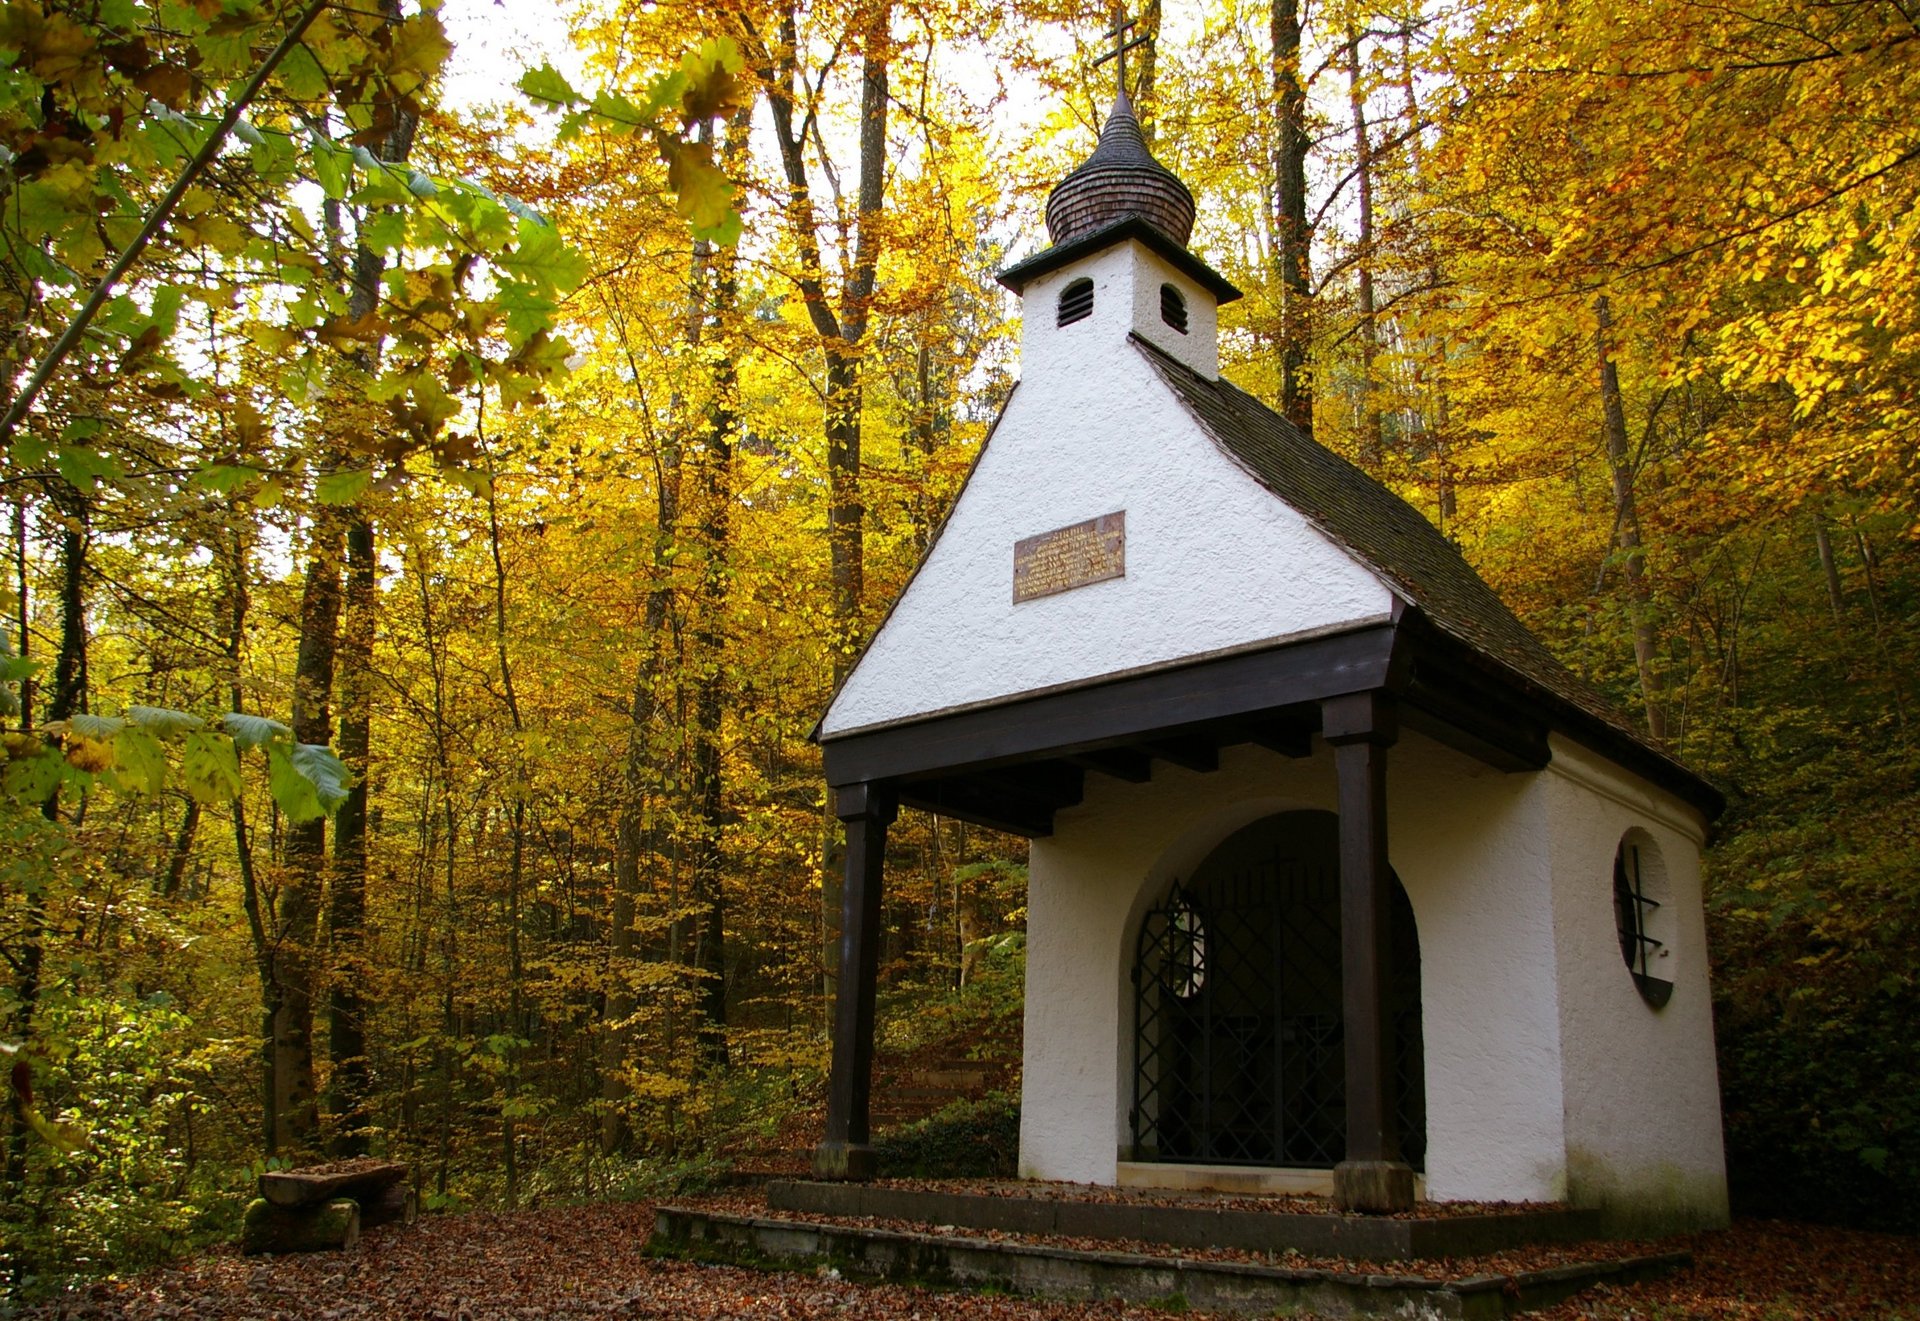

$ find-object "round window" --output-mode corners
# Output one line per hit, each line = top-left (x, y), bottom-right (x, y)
(1612, 833), (1673, 1008)
(1169, 891), (1207, 1000)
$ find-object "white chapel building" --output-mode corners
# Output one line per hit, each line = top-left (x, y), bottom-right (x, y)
(809, 82), (1730, 1233)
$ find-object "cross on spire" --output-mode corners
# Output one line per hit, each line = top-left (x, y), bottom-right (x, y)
(1092, 14), (1151, 101)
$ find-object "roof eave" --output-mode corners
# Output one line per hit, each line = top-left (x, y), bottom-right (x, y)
(997, 216), (1244, 305)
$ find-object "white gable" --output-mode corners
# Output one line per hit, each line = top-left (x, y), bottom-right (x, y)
(821, 239), (1393, 738)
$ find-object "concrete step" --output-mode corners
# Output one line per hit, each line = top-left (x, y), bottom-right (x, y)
(651, 1205), (1690, 1319)
(767, 1180), (1609, 1261)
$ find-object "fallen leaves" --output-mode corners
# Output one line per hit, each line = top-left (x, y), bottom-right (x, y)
(16, 1201), (1918, 1320)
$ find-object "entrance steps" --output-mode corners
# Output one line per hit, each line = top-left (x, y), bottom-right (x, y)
(652, 1181), (1691, 1318)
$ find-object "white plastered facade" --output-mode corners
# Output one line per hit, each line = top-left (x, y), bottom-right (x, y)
(1018, 729), (1729, 1231)
(819, 238), (1392, 739)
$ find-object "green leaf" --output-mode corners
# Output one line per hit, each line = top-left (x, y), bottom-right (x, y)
(291, 742), (352, 813)
(496, 219), (587, 296)
(517, 62), (582, 109)
(360, 208), (408, 255)
(68, 713), (126, 739)
(8, 435), (52, 469)
(266, 743), (321, 821)
(181, 730), (242, 804)
(127, 704), (205, 738)
(266, 744), (352, 822)
(194, 464), (260, 494)
(54, 445), (124, 491)
(2, 745), (64, 805)
(659, 136), (739, 243)
(112, 727), (167, 795)
(315, 469), (373, 505)
(220, 712), (290, 751)
(310, 137), (351, 201)
(677, 36), (750, 125)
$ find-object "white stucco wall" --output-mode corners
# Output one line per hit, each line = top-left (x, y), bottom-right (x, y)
(1543, 735), (1729, 1232)
(820, 238), (1391, 738)
(1019, 734), (1574, 1205)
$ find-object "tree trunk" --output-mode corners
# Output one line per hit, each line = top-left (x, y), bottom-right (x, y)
(482, 441), (528, 1204)
(1814, 517), (1844, 621)
(1346, 25), (1381, 465)
(4, 486), (85, 1209)
(9, 494), (29, 728)
(309, 0), (412, 1158)
(1594, 295), (1667, 743)
(324, 515), (375, 1157)
(273, 523), (342, 1156)
(688, 169), (743, 1067)
(1272, 0), (1314, 437)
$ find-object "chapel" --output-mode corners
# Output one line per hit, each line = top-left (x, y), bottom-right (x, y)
(810, 66), (1730, 1233)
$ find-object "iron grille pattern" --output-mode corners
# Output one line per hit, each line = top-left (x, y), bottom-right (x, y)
(1058, 278), (1095, 326)
(1160, 283), (1188, 333)
(1613, 842), (1673, 1008)
(1132, 842), (1425, 1170)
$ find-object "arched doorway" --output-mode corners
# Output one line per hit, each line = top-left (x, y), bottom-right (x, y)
(1130, 811), (1425, 1168)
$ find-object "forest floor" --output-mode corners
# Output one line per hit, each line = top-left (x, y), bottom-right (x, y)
(19, 1201), (1919, 1320)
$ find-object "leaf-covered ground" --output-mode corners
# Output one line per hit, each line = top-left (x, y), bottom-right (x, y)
(19, 1203), (1919, 1320)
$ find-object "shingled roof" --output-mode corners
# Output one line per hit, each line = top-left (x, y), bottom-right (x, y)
(1132, 333), (1719, 812)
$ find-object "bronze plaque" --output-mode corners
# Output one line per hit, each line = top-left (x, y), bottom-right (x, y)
(1013, 511), (1126, 603)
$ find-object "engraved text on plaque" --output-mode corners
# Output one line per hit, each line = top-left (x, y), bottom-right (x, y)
(1013, 511), (1126, 603)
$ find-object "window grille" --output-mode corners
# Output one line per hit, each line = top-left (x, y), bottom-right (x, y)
(1058, 277), (1094, 326)
(1613, 842), (1673, 1007)
(1160, 283), (1188, 333)
(1131, 845), (1425, 1170)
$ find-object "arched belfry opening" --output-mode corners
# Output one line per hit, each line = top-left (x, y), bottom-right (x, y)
(1131, 812), (1425, 1170)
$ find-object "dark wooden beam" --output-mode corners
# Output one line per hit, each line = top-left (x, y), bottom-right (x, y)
(1246, 718), (1312, 759)
(1322, 691), (1414, 1214)
(815, 782), (896, 1181)
(982, 760), (1086, 808)
(1141, 735), (1218, 774)
(1065, 747), (1153, 783)
(899, 779), (1056, 838)
(822, 623), (1397, 788)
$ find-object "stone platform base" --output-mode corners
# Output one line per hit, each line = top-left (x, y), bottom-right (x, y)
(652, 1206), (1689, 1319)
(768, 1179), (1604, 1263)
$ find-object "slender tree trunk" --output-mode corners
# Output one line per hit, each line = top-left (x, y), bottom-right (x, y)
(216, 520), (279, 1154)
(324, 515), (375, 1156)
(1814, 517), (1844, 621)
(1346, 25), (1381, 465)
(9, 495), (28, 727)
(307, 0), (412, 1156)
(273, 524), (341, 1155)
(1594, 296), (1667, 743)
(599, 284), (692, 1157)
(3, 489), (85, 1212)
(688, 170), (743, 1067)
(1272, 0), (1314, 436)
(162, 798), (201, 899)
(482, 441), (528, 1205)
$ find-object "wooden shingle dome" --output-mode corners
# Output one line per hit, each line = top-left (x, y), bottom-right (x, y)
(1044, 86), (1196, 247)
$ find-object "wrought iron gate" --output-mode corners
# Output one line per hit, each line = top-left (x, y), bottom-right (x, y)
(1130, 822), (1425, 1169)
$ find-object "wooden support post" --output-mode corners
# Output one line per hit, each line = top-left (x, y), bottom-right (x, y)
(814, 781), (896, 1180)
(1322, 690), (1415, 1213)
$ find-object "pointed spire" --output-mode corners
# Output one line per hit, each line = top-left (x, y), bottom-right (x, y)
(1043, 87), (1196, 247)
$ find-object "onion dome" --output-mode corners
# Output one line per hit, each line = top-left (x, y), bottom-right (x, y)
(1044, 85), (1196, 248)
